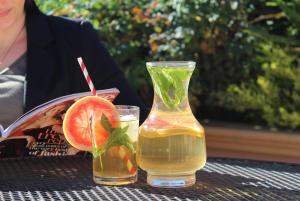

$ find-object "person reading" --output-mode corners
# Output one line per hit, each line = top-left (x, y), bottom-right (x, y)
(0, 0), (146, 128)
(0, 0), (146, 157)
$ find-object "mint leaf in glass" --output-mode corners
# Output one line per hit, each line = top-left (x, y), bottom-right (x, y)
(92, 114), (134, 156)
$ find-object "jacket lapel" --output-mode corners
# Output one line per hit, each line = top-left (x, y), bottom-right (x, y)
(24, 12), (56, 112)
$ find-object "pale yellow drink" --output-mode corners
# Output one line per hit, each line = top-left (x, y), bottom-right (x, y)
(92, 107), (139, 185)
(137, 111), (206, 177)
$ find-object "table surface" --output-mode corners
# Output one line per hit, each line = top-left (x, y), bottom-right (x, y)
(0, 156), (300, 201)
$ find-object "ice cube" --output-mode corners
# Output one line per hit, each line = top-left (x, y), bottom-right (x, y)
(120, 114), (137, 122)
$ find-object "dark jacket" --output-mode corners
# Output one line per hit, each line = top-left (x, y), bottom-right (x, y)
(25, 10), (147, 122)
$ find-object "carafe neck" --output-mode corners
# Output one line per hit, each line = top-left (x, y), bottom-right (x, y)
(147, 63), (195, 114)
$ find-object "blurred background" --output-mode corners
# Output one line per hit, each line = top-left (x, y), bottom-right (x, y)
(36, 0), (300, 131)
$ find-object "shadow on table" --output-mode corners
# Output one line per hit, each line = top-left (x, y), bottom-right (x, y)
(0, 157), (300, 200)
(131, 171), (300, 200)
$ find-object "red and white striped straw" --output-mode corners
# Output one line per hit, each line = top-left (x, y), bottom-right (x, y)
(77, 57), (97, 96)
(76, 57), (136, 175)
(117, 146), (136, 174)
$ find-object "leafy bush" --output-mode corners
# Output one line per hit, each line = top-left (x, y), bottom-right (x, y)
(224, 42), (300, 128)
(35, 0), (300, 129)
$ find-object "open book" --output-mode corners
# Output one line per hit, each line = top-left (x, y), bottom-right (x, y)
(0, 88), (119, 158)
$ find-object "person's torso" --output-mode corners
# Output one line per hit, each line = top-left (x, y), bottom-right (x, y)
(0, 54), (26, 128)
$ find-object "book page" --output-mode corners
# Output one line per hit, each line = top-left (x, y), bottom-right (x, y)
(0, 88), (119, 157)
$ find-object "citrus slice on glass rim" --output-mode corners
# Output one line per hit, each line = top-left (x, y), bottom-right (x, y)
(63, 96), (119, 152)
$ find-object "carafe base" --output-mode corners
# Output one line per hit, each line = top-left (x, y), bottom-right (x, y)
(147, 172), (195, 188)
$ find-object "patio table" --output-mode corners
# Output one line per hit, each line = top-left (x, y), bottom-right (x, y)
(0, 156), (299, 201)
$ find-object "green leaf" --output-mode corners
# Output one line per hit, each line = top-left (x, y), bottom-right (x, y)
(92, 146), (105, 158)
(100, 114), (113, 133)
(245, 27), (300, 46)
(95, 118), (134, 156)
(148, 67), (192, 109)
(105, 126), (133, 152)
(279, 3), (300, 27)
(121, 125), (129, 134)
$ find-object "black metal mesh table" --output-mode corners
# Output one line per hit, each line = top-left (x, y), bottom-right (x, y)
(0, 156), (299, 201)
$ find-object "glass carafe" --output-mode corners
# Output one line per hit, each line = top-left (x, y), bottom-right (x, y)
(137, 61), (206, 188)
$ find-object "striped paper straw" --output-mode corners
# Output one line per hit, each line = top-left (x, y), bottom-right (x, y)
(77, 57), (136, 174)
(117, 146), (136, 174)
(77, 57), (97, 96)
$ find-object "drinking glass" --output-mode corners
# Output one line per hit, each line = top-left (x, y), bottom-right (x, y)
(92, 105), (139, 185)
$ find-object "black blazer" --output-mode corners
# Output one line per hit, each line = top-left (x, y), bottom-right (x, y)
(25, 11), (147, 122)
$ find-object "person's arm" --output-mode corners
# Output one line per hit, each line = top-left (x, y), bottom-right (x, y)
(0, 124), (4, 139)
(2, 136), (36, 148)
(79, 22), (148, 123)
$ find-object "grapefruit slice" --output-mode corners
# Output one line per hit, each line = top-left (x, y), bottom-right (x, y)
(63, 96), (119, 151)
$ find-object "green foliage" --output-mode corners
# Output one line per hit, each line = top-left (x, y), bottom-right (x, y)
(224, 43), (300, 128)
(35, 0), (300, 129)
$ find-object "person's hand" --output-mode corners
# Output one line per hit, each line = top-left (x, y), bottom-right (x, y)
(25, 136), (36, 148)
(0, 124), (4, 140)
(66, 146), (81, 155)
(52, 125), (63, 134)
